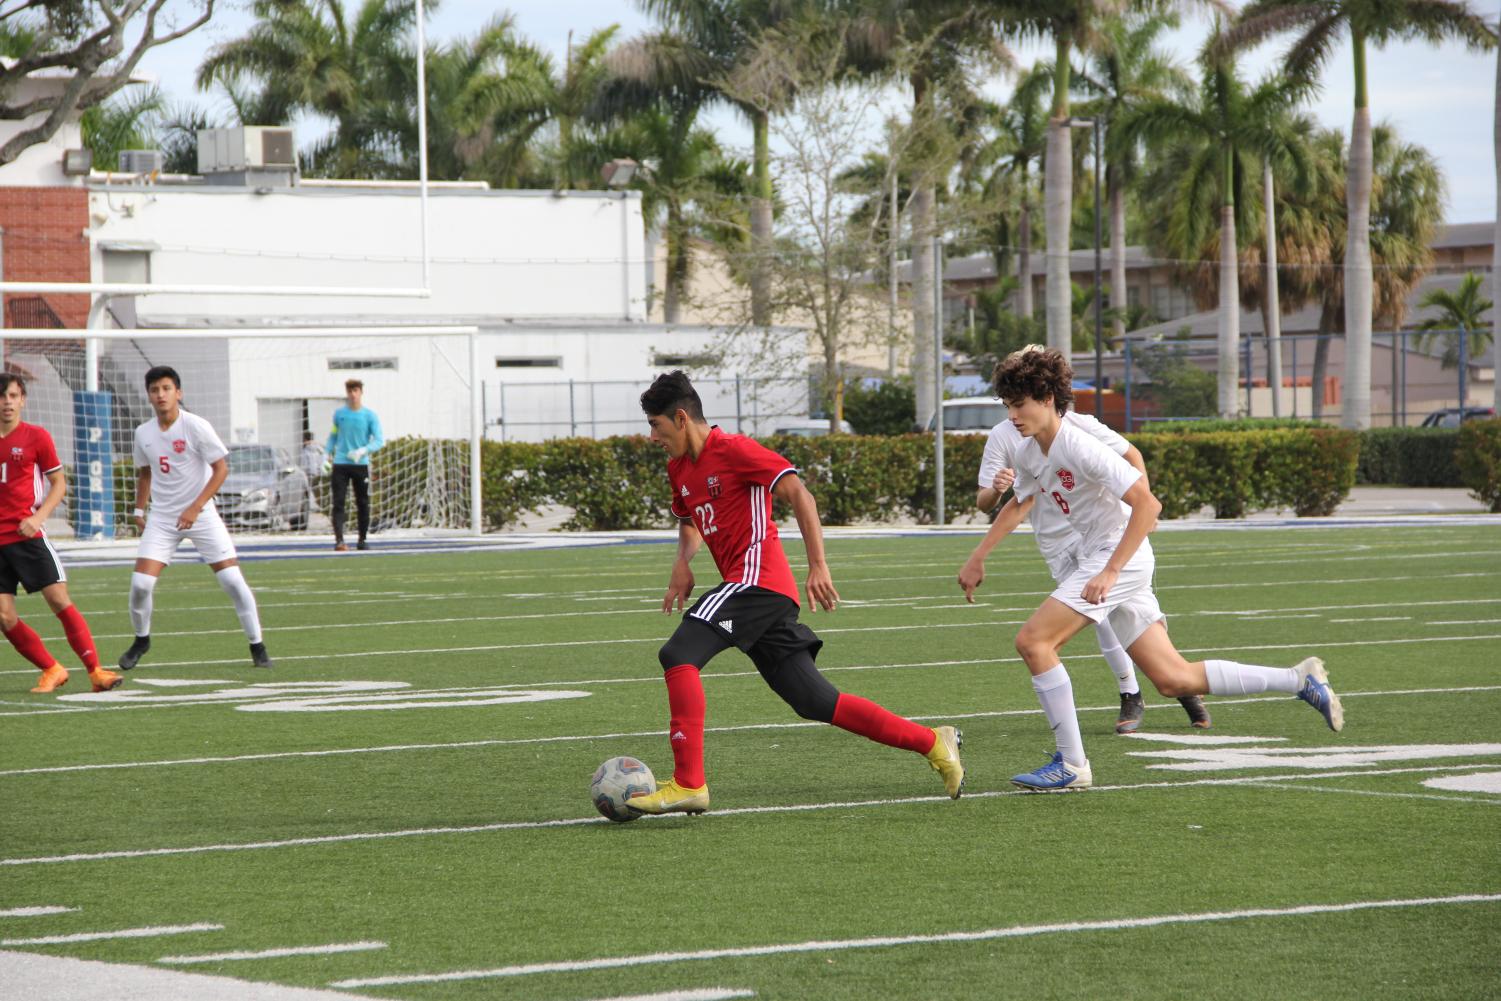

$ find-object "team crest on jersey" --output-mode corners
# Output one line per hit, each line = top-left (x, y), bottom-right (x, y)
(172, 439), (187, 454)
(706, 475), (722, 498)
(1057, 469), (1075, 490)
(9, 447), (21, 460)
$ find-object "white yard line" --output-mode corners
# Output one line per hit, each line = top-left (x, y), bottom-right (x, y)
(328, 893), (1501, 988)
(158, 941), (387, 964)
(1, 924), (222, 946)
(0, 907), (75, 918)
(1253, 783), (1501, 806)
(0, 949), (392, 1001)
(577, 991), (754, 1001)
(4, 765), (1491, 868)
(4, 684), (1499, 776)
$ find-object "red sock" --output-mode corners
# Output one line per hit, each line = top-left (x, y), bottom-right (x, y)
(832, 694), (936, 754)
(663, 664), (706, 788)
(55, 605), (100, 671)
(4, 619), (58, 671)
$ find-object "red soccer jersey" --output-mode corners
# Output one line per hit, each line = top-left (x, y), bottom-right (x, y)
(668, 426), (801, 604)
(0, 422), (61, 545)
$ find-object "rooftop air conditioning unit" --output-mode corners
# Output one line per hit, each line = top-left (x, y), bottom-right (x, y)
(197, 126), (297, 173)
(118, 149), (164, 174)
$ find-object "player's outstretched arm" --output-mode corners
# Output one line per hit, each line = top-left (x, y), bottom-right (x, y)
(959, 493), (1033, 603)
(663, 520), (702, 613)
(1081, 478), (1160, 605)
(774, 474), (839, 612)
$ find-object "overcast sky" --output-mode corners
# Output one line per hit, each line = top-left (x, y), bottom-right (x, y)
(137, 0), (1496, 224)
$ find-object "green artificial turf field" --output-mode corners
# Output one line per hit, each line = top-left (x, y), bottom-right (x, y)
(2, 523), (1498, 1000)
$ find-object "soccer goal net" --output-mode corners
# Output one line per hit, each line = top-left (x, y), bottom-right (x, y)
(3, 329), (477, 541)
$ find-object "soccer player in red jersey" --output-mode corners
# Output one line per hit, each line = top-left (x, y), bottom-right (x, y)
(0, 374), (121, 694)
(623, 371), (964, 815)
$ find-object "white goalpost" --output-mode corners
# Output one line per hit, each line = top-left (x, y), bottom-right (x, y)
(0, 326), (483, 543)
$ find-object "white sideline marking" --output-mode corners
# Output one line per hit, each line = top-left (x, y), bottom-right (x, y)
(4, 684), (1498, 776)
(0, 907), (75, 918)
(1328, 616), (1410, 623)
(0, 923), (222, 946)
(578, 991), (754, 1001)
(158, 941), (387, 964)
(329, 893), (1501, 987)
(1256, 783), (1501, 806)
(3, 764), (1488, 867)
(3, 632), (1500, 698)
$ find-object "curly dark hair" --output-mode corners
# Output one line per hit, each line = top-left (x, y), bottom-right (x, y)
(639, 370), (705, 421)
(993, 347), (1073, 415)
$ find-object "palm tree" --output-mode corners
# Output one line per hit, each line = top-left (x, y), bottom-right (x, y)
(80, 85), (166, 170)
(842, 1), (1012, 426)
(1271, 125), (1443, 419)
(197, 0), (419, 178)
(1221, 0), (1496, 429)
(1415, 273), (1493, 369)
(973, 63), (1051, 319)
(1118, 47), (1312, 416)
(1074, 10), (1191, 345)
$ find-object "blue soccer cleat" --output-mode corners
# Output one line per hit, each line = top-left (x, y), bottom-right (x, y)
(1011, 751), (1092, 792)
(1294, 657), (1343, 732)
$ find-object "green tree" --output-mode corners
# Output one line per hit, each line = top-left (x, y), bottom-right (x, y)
(1073, 9), (1191, 344)
(1415, 273), (1494, 370)
(841, 377), (917, 434)
(197, 0), (420, 178)
(1119, 45), (1312, 416)
(80, 85), (166, 170)
(1222, 0), (1497, 429)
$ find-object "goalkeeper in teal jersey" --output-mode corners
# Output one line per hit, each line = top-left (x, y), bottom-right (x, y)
(324, 379), (384, 551)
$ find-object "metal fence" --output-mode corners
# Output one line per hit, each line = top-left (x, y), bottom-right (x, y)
(483, 376), (815, 441)
(1119, 328), (1493, 431)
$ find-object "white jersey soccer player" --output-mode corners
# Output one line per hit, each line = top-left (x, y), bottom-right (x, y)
(118, 366), (271, 671)
(966, 411), (1209, 732)
(963, 348), (1343, 792)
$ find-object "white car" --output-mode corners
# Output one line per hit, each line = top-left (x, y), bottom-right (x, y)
(924, 398), (1006, 435)
(771, 418), (855, 437)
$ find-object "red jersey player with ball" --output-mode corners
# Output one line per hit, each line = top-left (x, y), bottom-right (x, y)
(624, 371), (964, 816)
(0, 374), (121, 694)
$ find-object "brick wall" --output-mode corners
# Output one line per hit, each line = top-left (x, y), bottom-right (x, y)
(0, 187), (90, 328)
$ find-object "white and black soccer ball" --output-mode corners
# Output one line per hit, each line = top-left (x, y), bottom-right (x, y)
(591, 756), (656, 823)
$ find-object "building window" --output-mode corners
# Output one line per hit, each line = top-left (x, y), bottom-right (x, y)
(102, 249), (150, 284)
(650, 351), (719, 367)
(328, 358), (397, 370)
(495, 357), (562, 368)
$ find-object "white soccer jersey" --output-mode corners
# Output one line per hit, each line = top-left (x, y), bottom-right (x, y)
(979, 412), (1130, 564)
(1012, 420), (1146, 561)
(133, 410), (229, 519)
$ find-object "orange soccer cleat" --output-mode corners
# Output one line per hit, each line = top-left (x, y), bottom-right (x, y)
(30, 664), (68, 694)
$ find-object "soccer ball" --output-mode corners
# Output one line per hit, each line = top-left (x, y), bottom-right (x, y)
(591, 756), (656, 822)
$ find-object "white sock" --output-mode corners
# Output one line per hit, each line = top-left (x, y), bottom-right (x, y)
(1032, 665), (1086, 766)
(215, 566), (263, 644)
(1094, 620), (1139, 695)
(1204, 659), (1301, 695)
(128, 572), (157, 637)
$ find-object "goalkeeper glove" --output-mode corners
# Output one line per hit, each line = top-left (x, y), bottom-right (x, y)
(321, 458), (332, 475)
(349, 447), (369, 462)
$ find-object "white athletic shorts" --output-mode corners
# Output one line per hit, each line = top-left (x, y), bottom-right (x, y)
(1048, 544), (1164, 649)
(136, 508), (237, 566)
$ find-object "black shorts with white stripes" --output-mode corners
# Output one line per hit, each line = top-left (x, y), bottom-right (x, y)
(0, 536), (66, 595)
(669, 582), (822, 663)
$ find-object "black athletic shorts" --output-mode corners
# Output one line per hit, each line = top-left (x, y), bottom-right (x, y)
(682, 582), (823, 663)
(0, 536), (66, 595)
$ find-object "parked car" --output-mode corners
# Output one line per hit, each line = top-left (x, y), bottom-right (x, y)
(924, 398), (1007, 435)
(216, 444), (313, 531)
(771, 418), (855, 437)
(1419, 406), (1496, 428)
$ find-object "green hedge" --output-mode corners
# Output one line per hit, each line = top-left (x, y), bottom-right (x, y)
(1355, 428), (1462, 486)
(1131, 428), (1360, 518)
(1456, 418), (1501, 512)
(1144, 417), (1324, 434)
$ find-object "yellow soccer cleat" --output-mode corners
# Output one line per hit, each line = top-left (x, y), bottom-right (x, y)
(30, 664), (68, 694)
(926, 725), (965, 799)
(89, 668), (124, 693)
(625, 779), (710, 816)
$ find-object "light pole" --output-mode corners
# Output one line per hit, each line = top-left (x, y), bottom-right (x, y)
(1068, 116), (1104, 418)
